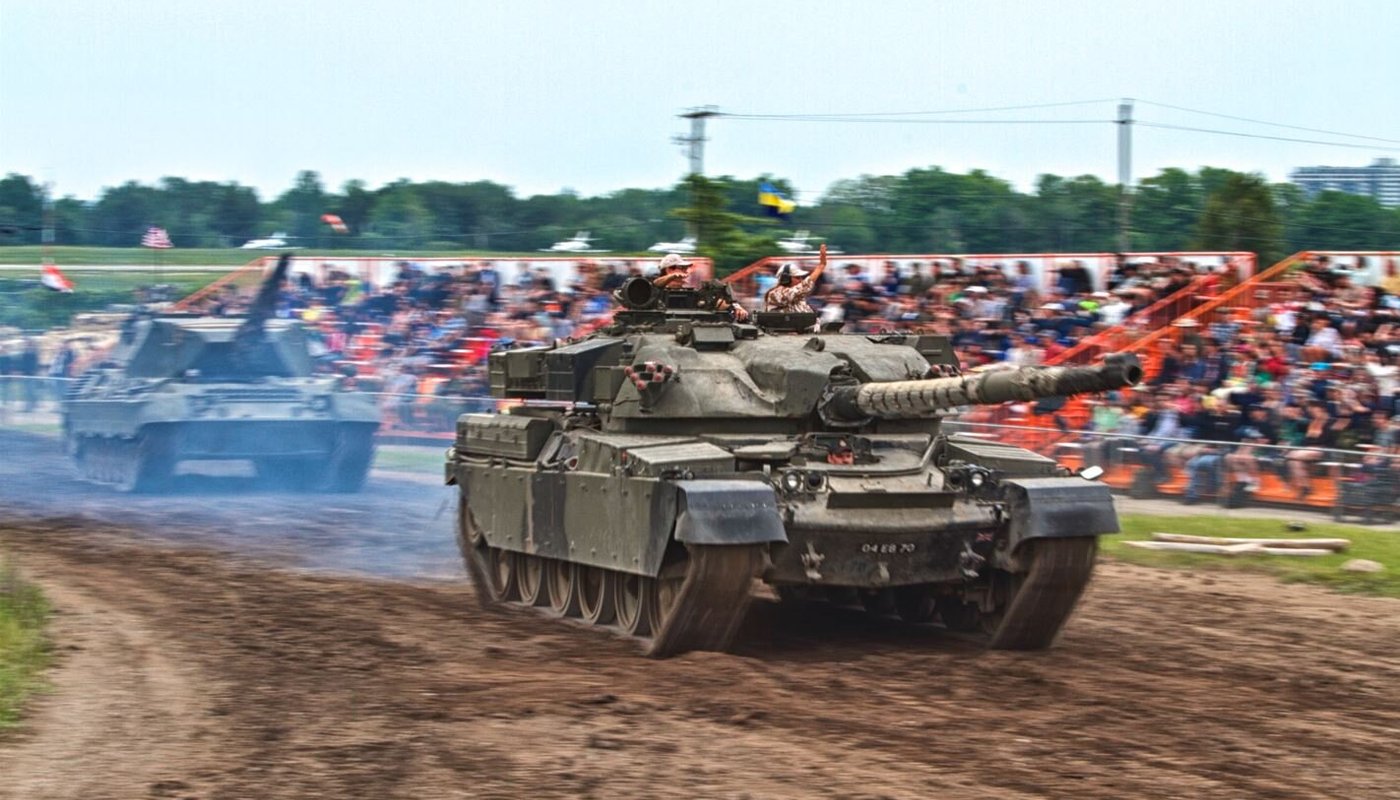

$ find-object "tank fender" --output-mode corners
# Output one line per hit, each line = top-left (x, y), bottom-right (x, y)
(673, 480), (788, 546)
(999, 477), (1119, 551)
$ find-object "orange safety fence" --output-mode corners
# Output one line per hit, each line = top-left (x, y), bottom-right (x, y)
(945, 421), (1400, 517)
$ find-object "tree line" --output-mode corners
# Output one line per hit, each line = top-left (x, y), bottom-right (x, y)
(0, 166), (1396, 272)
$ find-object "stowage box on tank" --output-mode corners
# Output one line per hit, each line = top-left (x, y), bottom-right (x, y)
(447, 277), (1141, 657)
(63, 254), (379, 492)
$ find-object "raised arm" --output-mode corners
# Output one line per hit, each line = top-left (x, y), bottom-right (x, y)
(808, 243), (828, 284)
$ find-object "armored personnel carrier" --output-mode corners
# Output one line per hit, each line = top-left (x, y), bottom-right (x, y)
(63, 254), (379, 492)
(445, 278), (1141, 656)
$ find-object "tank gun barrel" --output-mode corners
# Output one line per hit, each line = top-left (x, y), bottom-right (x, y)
(236, 252), (292, 344)
(824, 353), (1142, 421)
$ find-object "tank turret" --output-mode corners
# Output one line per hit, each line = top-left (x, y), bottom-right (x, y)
(821, 354), (1142, 423)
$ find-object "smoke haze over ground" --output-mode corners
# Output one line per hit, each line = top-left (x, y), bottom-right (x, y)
(0, 429), (460, 580)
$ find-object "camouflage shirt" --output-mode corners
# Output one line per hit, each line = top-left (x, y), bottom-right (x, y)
(763, 277), (816, 313)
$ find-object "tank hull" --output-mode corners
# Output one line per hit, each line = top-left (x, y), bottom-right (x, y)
(450, 418), (1119, 656)
(64, 386), (378, 491)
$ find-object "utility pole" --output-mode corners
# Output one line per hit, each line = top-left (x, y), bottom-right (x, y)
(674, 106), (719, 176)
(41, 182), (54, 268)
(1117, 98), (1134, 254)
(674, 106), (719, 242)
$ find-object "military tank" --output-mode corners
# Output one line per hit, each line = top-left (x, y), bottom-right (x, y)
(445, 277), (1141, 656)
(63, 254), (379, 492)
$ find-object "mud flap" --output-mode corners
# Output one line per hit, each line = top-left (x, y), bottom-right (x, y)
(673, 480), (788, 546)
(444, 445), (458, 485)
(999, 477), (1119, 551)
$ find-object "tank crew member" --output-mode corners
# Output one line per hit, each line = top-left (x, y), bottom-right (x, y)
(652, 253), (750, 321)
(651, 252), (694, 290)
(763, 244), (827, 313)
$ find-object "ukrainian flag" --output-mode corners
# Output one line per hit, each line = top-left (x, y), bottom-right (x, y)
(758, 182), (797, 218)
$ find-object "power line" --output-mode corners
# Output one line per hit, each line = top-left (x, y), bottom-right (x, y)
(720, 98), (1117, 119)
(720, 115), (1111, 125)
(1136, 122), (1400, 152)
(1137, 99), (1400, 145)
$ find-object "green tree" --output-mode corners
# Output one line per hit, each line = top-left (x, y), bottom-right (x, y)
(333, 179), (376, 244)
(364, 184), (432, 246)
(0, 174), (43, 244)
(52, 197), (88, 245)
(214, 184), (261, 247)
(673, 174), (775, 275)
(1196, 172), (1282, 263)
(1131, 168), (1201, 251)
(1292, 191), (1393, 251)
(274, 170), (327, 246)
(90, 181), (163, 246)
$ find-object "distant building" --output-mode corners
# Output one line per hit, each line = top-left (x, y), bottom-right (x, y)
(1290, 157), (1400, 208)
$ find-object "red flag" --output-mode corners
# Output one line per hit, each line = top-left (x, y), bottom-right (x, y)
(42, 262), (74, 292)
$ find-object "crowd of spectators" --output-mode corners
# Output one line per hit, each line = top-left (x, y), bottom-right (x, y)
(1066, 254), (1400, 506)
(196, 259), (646, 430)
(10, 250), (1397, 510)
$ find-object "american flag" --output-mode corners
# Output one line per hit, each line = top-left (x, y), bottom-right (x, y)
(141, 226), (173, 248)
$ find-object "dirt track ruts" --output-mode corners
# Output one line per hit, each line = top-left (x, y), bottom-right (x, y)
(0, 426), (1398, 798)
(3, 516), (1399, 799)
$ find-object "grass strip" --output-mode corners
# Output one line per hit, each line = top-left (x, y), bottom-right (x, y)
(0, 559), (49, 730)
(1108, 514), (1400, 598)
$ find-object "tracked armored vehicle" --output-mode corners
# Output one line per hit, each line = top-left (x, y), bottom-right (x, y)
(63, 255), (379, 492)
(446, 278), (1141, 656)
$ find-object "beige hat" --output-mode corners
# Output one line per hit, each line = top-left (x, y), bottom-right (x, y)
(658, 253), (693, 272)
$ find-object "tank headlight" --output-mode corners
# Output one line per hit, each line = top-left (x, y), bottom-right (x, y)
(780, 470), (805, 494)
(806, 472), (826, 491)
(969, 471), (986, 488)
(309, 395), (331, 412)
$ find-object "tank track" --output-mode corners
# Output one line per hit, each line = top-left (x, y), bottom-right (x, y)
(987, 537), (1097, 650)
(457, 502), (762, 658)
(71, 433), (171, 492)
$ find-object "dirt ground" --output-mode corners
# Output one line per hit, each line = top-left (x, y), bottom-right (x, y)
(1, 429), (1399, 799)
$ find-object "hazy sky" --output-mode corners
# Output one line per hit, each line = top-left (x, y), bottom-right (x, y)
(2, 0), (1397, 202)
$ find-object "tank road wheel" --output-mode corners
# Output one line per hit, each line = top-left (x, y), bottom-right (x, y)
(457, 500), (515, 606)
(612, 572), (652, 636)
(577, 566), (616, 625)
(516, 555), (546, 607)
(894, 585), (937, 624)
(987, 538), (1097, 651)
(646, 572), (686, 634)
(104, 432), (171, 493)
(545, 560), (581, 618)
(644, 545), (765, 659)
(483, 548), (521, 602)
